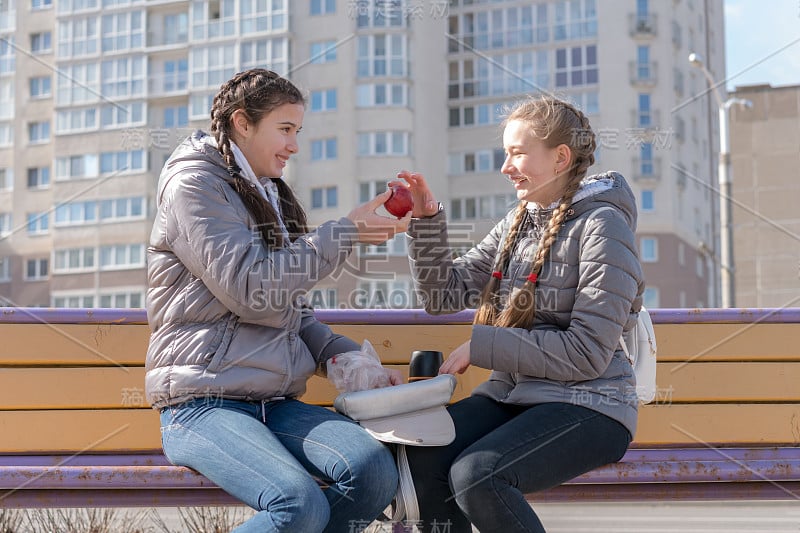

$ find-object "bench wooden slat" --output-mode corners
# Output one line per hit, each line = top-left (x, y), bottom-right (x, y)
(658, 361), (800, 402)
(0, 324), (151, 366)
(4, 322), (799, 366)
(5, 361), (799, 410)
(655, 323), (800, 360)
(3, 403), (800, 453)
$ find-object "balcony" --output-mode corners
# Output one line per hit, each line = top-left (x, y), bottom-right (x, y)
(629, 61), (658, 87)
(631, 156), (662, 182)
(629, 13), (657, 37)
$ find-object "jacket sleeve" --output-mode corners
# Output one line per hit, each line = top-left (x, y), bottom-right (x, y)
(407, 210), (507, 314)
(297, 303), (361, 376)
(163, 172), (357, 327)
(470, 209), (643, 381)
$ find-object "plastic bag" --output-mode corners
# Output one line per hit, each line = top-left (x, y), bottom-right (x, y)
(326, 339), (391, 393)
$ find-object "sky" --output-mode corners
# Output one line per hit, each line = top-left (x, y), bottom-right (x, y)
(724, 0), (800, 90)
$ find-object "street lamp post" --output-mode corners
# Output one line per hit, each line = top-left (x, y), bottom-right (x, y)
(688, 52), (751, 308)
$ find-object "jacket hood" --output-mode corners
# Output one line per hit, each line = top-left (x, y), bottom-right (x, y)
(157, 130), (228, 205)
(569, 171), (638, 232)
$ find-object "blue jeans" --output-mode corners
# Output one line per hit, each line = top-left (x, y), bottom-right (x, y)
(160, 398), (399, 533)
(406, 396), (632, 533)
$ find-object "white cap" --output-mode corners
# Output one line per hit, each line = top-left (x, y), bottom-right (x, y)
(333, 374), (457, 446)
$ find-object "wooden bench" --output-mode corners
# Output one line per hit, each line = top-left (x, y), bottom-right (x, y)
(1, 307), (800, 508)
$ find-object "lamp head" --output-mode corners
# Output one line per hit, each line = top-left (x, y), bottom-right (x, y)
(688, 52), (704, 68)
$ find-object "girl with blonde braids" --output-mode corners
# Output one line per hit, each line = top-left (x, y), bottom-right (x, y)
(146, 69), (407, 532)
(396, 95), (644, 532)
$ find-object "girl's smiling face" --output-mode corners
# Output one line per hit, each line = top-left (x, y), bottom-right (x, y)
(233, 103), (305, 178)
(501, 119), (572, 207)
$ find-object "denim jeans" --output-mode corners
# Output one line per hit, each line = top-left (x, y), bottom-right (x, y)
(406, 396), (632, 533)
(160, 398), (398, 533)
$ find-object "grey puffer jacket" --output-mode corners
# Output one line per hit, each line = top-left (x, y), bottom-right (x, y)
(145, 131), (361, 409)
(407, 172), (644, 436)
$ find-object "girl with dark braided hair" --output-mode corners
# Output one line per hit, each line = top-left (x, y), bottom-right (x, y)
(146, 69), (407, 532)
(395, 95), (645, 532)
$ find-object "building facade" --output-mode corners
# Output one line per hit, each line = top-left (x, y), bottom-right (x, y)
(0, 0), (725, 309)
(729, 83), (800, 308)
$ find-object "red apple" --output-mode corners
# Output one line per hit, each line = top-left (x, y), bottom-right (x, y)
(384, 184), (414, 218)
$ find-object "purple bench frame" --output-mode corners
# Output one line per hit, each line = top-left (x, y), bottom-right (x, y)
(2, 307), (800, 507)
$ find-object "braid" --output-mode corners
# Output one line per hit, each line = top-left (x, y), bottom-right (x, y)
(209, 69), (308, 249)
(473, 202), (528, 326)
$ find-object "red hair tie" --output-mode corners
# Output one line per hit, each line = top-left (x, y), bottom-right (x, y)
(526, 272), (539, 284)
(491, 271), (503, 280)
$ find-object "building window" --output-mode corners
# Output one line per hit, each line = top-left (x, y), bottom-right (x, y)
(0, 168), (13, 190)
(449, 194), (516, 221)
(30, 31), (52, 54)
(240, 38), (288, 73)
(99, 197), (145, 221)
(0, 37), (14, 75)
(0, 256), (10, 282)
(191, 0), (237, 40)
(555, 45), (597, 88)
(310, 138), (337, 161)
(100, 150), (145, 174)
(30, 76), (52, 99)
(28, 121), (50, 143)
(311, 186), (337, 209)
(0, 123), (12, 147)
(354, 0), (405, 28)
(359, 180), (387, 203)
(643, 286), (659, 308)
(310, 40), (337, 64)
(310, 0), (335, 16)
(240, 0), (286, 33)
(57, 0), (98, 13)
(163, 106), (188, 128)
(310, 89), (337, 112)
(56, 108), (98, 134)
(354, 279), (414, 309)
(449, 103), (506, 127)
(640, 237), (658, 262)
(448, 149), (502, 175)
(638, 93), (651, 127)
(25, 258), (49, 280)
(0, 213), (11, 236)
(640, 189), (654, 212)
(32, 0), (53, 9)
(356, 83), (408, 107)
(26, 212), (49, 235)
(27, 167), (50, 189)
(163, 59), (188, 92)
(640, 143), (654, 176)
(53, 294), (95, 308)
(57, 17), (100, 58)
(636, 45), (651, 81)
(553, 0), (597, 40)
(307, 288), (337, 309)
(160, 13), (188, 45)
(191, 45), (236, 90)
(56, 154), (99, 180)
(56, 63), (99, 106)
(100, 101), (145, 129)
(356, 34), (407, 77)
(54, 201), (97, 226)
(100, 57), (145, 99)
(99, 290), (144, 308)
(100, 244), (144, 270)
(357, 131), (409, 156)
(101, 11), (143, 52)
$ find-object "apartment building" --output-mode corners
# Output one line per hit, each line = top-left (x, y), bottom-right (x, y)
(729, 83), (800, 308)
(0, 0), (725, 309)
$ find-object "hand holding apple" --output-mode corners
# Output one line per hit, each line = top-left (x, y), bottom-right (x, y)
(394, 171), (440, 218)
(384, 184), (414, 218)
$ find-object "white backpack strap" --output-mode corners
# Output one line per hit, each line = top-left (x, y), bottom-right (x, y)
(392, 444), (420, 526)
